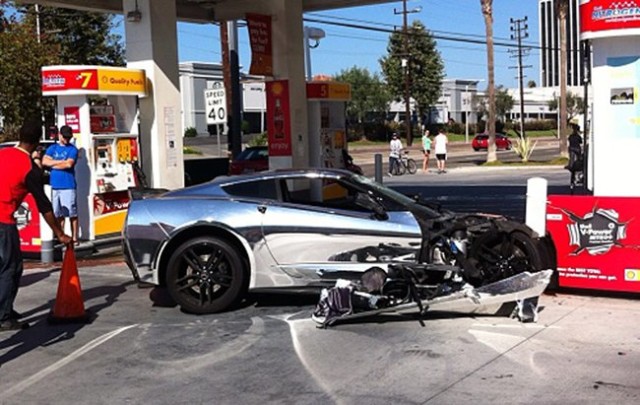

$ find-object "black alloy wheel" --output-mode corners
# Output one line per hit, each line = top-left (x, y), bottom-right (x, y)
(166, 236), (246, 314)
(467, 231), (544, 286)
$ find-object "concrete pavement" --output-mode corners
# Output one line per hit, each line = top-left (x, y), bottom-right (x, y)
(1, 262), (639, 404)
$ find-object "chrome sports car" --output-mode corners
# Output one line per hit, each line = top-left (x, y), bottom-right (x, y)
(122, 169), (556, 314)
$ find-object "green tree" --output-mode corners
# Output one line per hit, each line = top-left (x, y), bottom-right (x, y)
(380, 20), (444, 145)
(495, 86), (514, 121)
(22, 5), (124, 66)
(548, 92), (585, 125)
(0, 8), (58, 135)
(0, 2), (124, 133)
(333, 66), (389, 125)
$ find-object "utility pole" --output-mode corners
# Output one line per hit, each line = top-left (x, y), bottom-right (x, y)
(394, 0), (421, 146)
(509, 16), (531, 138)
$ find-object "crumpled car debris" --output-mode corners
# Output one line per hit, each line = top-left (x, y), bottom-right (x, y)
(312, 264), (552, 328)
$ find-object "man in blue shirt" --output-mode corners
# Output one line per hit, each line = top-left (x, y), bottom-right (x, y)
(43, 125), (79, 244)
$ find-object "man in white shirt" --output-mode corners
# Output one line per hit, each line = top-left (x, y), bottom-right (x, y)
(388, 133), (403, 176)
(434, 128), (448, 174)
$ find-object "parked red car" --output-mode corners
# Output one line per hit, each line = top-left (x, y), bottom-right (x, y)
(472, 133), (512, 151)
(228, 146), (269, 175)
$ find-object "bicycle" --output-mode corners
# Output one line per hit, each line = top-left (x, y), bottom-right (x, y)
(391, 151), (418, 175)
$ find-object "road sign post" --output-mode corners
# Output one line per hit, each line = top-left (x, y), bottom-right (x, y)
(205, 82), (227, 126)
(205, 82), (227, 156)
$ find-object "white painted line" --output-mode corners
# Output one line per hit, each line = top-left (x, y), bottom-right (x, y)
(2, 324), (138, 399)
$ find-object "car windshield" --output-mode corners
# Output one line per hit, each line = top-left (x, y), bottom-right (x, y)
(351, 174), (441, 219)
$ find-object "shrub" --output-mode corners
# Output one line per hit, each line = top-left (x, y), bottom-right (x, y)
(248, 132), (268, 146)
(241, 120), (251, 134)
(184, 127), (198, 137)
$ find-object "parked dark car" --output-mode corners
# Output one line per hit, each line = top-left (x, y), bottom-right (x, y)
(472, 133), (512, 151)
(228, 146), (269, 175)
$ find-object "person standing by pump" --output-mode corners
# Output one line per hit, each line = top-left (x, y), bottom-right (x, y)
(0, 119), (72, 331)
(43, 125), (79, 244)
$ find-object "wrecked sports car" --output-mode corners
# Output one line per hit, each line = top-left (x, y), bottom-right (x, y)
(122, 169), (556, 315)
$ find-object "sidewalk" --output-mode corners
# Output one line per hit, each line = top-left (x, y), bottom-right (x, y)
(348, 136), (560, 166)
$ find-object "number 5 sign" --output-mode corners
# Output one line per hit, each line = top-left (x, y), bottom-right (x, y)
(205, 82), (227, 125)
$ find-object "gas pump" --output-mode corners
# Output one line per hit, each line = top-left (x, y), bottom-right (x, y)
(306, 81), (352, 170)
(41, 65), (146, 243)
(544, 1), (640, 294)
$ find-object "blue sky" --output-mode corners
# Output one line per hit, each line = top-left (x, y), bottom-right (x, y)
(167, 0), (540, 89)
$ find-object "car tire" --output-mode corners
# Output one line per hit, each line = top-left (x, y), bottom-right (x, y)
(166, 236), (247, 314)
(467, 230), (545, 286)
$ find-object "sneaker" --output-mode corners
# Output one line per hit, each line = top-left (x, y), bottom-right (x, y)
(387, 172), (393, 177)
(0, 318), (29, 331)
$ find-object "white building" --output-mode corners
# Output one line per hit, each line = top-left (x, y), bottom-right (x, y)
(179, 61), (266, 136)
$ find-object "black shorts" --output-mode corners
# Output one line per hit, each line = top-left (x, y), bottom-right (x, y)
(424, 150), (430, 155)
(436, 153), (447, 161)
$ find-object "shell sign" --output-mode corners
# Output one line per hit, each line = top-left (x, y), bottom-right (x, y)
(42, 65), (146, 96)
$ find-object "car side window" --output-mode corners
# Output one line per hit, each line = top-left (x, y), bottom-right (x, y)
(282, 178), (371, 212)
(223, 179), (279, 200)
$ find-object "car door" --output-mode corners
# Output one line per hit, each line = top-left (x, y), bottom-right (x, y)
(260, 175), (422, 284)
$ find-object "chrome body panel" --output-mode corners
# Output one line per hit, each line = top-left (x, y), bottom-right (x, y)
(123, 169), (432, 289)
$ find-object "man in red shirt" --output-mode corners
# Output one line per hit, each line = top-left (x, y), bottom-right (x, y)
(0, 119), (72, 331)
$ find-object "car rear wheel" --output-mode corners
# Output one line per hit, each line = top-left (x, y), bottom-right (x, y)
(166, 236), (246, 314)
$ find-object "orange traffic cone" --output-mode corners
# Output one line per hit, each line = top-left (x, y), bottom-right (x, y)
(48, 245), (91, 324)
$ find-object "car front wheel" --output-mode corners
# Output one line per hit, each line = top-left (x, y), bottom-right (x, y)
(166, 236), (247, 314)
(466, 231), (546, 286)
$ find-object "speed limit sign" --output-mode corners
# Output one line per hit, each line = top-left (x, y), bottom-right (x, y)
(204, 82), (227, 125)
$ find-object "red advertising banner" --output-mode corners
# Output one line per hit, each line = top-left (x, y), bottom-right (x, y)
(64, 106), (81, 134)
(266, 80), (292, 157)
(246, 13), (273, 76)
(580, 0), (640, 39)
(546, 195), (640, 293)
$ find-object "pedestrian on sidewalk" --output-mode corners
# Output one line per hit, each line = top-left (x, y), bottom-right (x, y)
(421, 129), (432, 173)
(388, 132), (403, 176)
(0, 119), (72, 331)
(434, 127), (449, 174)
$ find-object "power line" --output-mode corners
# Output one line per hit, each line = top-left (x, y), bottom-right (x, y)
(303, 16), (575, 54)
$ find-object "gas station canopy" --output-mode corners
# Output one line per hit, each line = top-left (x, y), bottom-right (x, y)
(20, 0), (396, 21)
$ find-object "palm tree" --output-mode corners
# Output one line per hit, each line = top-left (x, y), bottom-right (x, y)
(481, 0), (497, 162)
(555, 0), (569, 158)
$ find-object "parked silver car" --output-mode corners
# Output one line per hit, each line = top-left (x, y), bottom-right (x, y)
(122, 169), (555, 314)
